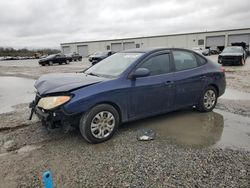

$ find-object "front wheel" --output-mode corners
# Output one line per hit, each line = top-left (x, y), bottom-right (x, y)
(79, 104), (120, 143)
(196, 86), (218, 112)
(240, 58), (245, 66)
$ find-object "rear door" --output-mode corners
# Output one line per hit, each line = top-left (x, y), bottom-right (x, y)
(171, 50), (207, 109)
(54, 55), (60, 63)
(127, 51), (175, 119)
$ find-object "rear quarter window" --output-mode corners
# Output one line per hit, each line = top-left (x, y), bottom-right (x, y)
(172, 50), (198, 71)
(195, 54), (207, 65)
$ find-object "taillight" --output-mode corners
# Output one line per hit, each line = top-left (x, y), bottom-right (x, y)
(220, 66), (225, 73)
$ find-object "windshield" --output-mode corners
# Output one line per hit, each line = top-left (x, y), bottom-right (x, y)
(223, 47), (242, 53)
(93, 51), (108, 56)
(85, 52), (144, 78)
(46, 54), (56, 58)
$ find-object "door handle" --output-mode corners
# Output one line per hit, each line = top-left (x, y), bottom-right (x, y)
(165, 81), (174, 85)
(200, 75), (207, 80)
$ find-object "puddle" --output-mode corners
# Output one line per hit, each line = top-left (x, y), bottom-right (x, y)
(123, 109), (250, 151)
(0, 77), (35, 114)
(213, 110), (250, 151)
(221, 88), (250, 100)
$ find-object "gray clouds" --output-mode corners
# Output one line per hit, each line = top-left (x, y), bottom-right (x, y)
(0, 0), (249, 48)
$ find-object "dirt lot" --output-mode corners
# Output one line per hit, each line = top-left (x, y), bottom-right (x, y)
(0, 56), (250, 187)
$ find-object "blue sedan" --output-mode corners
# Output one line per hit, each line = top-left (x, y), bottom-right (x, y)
(30, 48), (226, 143)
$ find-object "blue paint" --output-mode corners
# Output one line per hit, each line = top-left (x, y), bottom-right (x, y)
(42, 171), (53, 188)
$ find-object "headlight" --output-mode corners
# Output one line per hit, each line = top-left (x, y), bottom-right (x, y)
(218, 56), (222, 62)
(37, 96), (71, 110)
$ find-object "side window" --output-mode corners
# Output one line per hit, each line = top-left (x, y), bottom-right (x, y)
(173, 51), (198, 71)
(139, 54), (170, 76)
(195, 54), (207, 65)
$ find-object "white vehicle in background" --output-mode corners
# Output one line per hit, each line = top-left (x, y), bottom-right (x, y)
(192, 47), (210, 56)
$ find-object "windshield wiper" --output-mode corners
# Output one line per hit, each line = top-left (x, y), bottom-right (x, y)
(86, 72), (100, 77)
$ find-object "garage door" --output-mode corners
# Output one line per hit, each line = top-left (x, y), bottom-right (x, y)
(206, 36), (225, 47)
(228, 34), (250, 45)
(62, 46), (70, 54)
(111, 43), (122, 52)
(77, 45), (88, 57)
(123, 42), (135, 50)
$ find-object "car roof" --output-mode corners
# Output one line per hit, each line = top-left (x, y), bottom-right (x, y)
(122, 47), (194, 54)
(225, 46), (242, 49)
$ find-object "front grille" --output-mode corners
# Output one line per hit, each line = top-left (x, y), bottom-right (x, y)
(222, 56), (241, 62)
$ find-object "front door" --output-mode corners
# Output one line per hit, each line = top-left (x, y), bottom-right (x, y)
(127, 52), (175, 119)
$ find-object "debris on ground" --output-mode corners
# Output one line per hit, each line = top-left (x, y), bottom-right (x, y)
(137, 128), (156, 141)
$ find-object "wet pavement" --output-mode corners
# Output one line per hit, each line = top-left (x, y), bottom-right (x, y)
(221, 88), (250, 100)
(122, 109), (250, 151)
(0, 77), (35, 113)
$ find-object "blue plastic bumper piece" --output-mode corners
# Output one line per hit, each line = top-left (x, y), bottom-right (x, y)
(42, 171), (53, 188)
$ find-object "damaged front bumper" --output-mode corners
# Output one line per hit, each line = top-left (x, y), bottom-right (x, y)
(29, 96), (81, 131)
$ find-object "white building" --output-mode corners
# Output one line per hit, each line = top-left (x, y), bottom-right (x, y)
(61, 28), (250, 57)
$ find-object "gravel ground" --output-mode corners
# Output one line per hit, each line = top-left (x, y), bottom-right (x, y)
(0, 56), (250, 187)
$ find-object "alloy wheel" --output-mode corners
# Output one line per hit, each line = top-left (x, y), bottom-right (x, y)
(203, 90), (216, 109)
(90, 111), (115, 139)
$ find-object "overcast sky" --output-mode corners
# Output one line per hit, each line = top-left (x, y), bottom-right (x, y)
(0, 0), (249, 49)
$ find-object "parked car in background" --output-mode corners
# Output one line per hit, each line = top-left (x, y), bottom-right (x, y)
(66, 52), (82, 62)
(218, 46), (247, 66)
(209, 47), (220, 54)
(40, 54), (48, 59)
(88, 51), (115, 65)
(38, 54), (70, 66)
(30, 48), (226, 143)
(2, 56), (19, 60)
(192, 47), (210, 56)
(231, 42), (249, 56)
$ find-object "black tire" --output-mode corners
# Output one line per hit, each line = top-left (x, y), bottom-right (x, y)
(79, 104), (120, 143)
(196, 86), (218, 112)
(41, 64), (45, 66)
(240, 58), (245, 66)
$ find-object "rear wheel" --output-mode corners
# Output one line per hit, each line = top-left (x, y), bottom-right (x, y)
(197, 86), (218, 112)
(79, 104), (119, 143)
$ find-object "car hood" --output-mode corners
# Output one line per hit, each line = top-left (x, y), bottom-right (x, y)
(220, 52), (242, 56)
(89, 54), (106, 58)
(35, 73), (107, 95)
(39, 57), (52, 62)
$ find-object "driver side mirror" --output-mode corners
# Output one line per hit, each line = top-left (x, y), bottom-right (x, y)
(129, 68), (150, 79)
